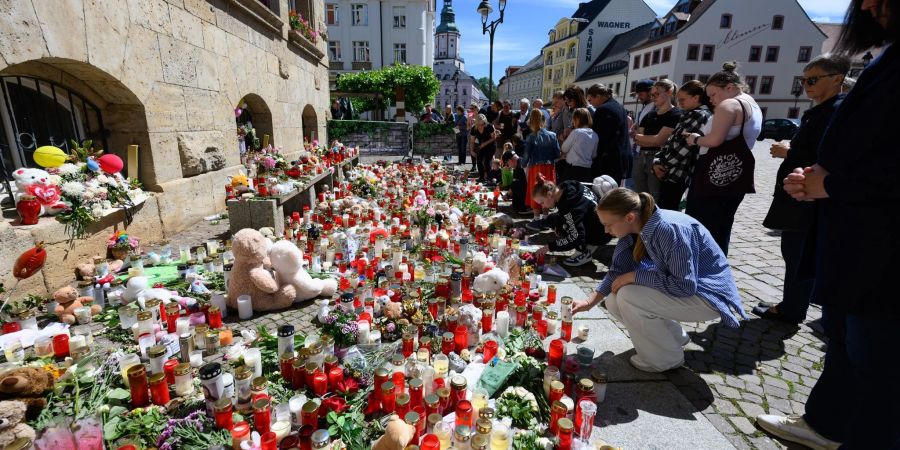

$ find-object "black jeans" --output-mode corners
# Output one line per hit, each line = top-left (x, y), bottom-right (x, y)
(685, 192), (745, 256)
(477, 147), (494, 181)
(456, 134), (468, 164)
(804, 306), (900, 448)
(658, 179), (688, 210)
(775, 230), (813, 322)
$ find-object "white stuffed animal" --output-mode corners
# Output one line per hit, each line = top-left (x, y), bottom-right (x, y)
(121, 276), (173, 307)
(472, 251), (495, 275)
(473, 267), (510, 294)
(269, 240), (338, 302)
(12, 167), (67, 215)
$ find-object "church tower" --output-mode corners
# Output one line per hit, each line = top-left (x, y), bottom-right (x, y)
(435, 0), (464, 70)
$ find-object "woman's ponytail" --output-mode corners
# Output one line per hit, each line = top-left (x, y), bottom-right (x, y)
(597, 188), (656, 263)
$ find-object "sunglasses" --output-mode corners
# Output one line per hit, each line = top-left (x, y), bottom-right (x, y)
(800, 74), (840, 86)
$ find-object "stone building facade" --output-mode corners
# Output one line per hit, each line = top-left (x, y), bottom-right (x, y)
(0, 0), (330, 295)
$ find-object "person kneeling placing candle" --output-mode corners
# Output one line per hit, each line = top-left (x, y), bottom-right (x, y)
(571, 188), (746, 372)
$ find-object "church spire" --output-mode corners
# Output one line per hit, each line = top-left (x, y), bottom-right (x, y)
(436, 0), (460, 34)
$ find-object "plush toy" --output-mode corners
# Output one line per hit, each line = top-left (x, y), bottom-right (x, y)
(0, 367), (55, 420)
(371, 414), (415, 450)
(227, 229), (296, 312)
(12, 167), (66, 216)
(52, 286), (97, 324)
(472, 251), (495, 275)
(382, 301), (403, 319)
(473, 267), (510, 294)
(0, 400), (36, 448)
(230, 172), (251, 194)
(121, 276), (172, 306)
(269, 241), (338, 302)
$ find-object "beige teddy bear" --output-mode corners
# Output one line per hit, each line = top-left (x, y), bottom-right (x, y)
(53, 286), (99, 324)
(0, 400), (36, 448)
(226, 229), (296, 312)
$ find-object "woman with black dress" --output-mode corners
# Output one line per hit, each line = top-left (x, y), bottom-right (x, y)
(470, 114), (497, 182)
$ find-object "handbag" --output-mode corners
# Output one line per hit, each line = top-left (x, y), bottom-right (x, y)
(692, 99), (755, 196)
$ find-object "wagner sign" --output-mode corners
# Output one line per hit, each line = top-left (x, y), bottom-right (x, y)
(596, 21), (632, 29)
(585, 21), (634, 63)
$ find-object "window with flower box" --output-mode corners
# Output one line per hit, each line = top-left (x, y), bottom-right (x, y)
(353, 41), (370, 62)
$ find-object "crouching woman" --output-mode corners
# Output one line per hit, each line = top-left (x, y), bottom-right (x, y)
(572, 188), (746, 372)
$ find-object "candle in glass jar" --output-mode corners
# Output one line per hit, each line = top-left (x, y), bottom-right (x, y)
(561, 319), (573, 341)
(495, 311), (510, 339)
(237, 295), (253, 320)
(253, 398), (272, 434)
(52, 334), (70, 358)
(453, 325), (468, 353)
(301, 401), (319, 428)
(175, 317), (191, 335)
(357, 321), (371, 344)
(128, 365), (150, 408)
(214, 397), (234, 430)
(381, 381), (396, 414)
(549, 339), (565, 368)
(556, 418), (574, 450)
(244, 348), (262, 378)
(289, 395), (307, 427)
(312, 371), (328, 397)
(174, 363), (193, 396)
(149, 373), (170, 406)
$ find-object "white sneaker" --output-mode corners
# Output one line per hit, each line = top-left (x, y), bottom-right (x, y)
(628, 354), (683, 373)
(756, 414), (841, 450)
(563, 250), (594, 266)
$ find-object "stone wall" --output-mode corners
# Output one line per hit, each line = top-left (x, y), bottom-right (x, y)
(328, 121), (410, 156)
(0, 0), (330, 296)
(413, 126), (457, 157)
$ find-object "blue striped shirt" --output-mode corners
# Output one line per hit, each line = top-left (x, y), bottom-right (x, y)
(595, 208), (746, 328)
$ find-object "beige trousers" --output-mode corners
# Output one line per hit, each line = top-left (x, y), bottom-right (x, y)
(606, 284), (720, 371)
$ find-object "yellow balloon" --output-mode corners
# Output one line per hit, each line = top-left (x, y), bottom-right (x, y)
(33, 146), (67, 168)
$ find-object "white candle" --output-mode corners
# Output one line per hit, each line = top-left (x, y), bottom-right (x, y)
(342, 214), (349, 227)
(237, 295), (253, 320)
(357, 321), (371, 344)
(206, 240), (219, 256)
(325, 248), (336, 264)
(211, 294), (228, 318)
(175, 317), (191, 335)
(189, 350), (204, 367)
(496, 311), (510, 339)
(578, 325), (590, 340)
(392, 250), (403, 269)
(69, 335), (87, 351)
(398, 263), (409, 277)
(289, 394), (307, 427)
(392, 217), (401, 227)
(244, 348), (262, 378)
(374, 237), (386, 258)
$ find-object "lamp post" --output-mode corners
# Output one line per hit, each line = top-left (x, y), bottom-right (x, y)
(452, 69), (460, 107)
(791, 79), (803, 118)
(477, 0), (506, 102)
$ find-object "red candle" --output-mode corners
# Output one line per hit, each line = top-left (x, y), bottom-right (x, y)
(482, 340), (498, 363)
(547, 285), (557, 304)
(208, 306), (222, 329)
(158, 300), (168, 324)
(535, 319), (548, 339)
(127, 365), (150, 408)
(441, 332), (454, 355)
(327, 367), (344, 390)
(374, 368), (389, 401)
(301, 402), (319, 428)
(214, 398), (234, 430)
(280, 354), (295, 385)
(455, 399), (474, 428)
(481, 309), (494, 333)
(550, 401), (568, 435)
(381, 382), (396, 414)
(163, 359), (179, 385)
(409, 378), (424, 408)
(561, 319), (573, 341)
(165, 305), (179, 333)
(421, 434), (440, 450)
(149, 373), (170, 405)
(312, 371), (328, 397)
(392, 371), (405, 393)
(453, 325), (468, 353)
(557, 418), (574, 450)
(298, 425), (315, 450)
(253, 398), (272, 434)
(402, 333), (415, 358)
(2, 322), (20, 334)
(292, 360), (306, 390)
(260, 431), (277, 450)
(549, 339), (565, 368)
(52, 334), (69, 358)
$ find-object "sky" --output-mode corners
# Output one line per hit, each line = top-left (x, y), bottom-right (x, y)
(451, 0), (852, 81)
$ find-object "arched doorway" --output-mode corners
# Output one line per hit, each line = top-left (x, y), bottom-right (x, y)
(236, 93), (274, 155)
(0, 58), (152, 188)
(302, 105), (318, 144)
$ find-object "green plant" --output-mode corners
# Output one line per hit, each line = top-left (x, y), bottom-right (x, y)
(327, 120), (397, 141)
(252, 324), (305, 375)
(496, 386), (540, 429)
(335, 65), (441, 114)
(413, 122), (455, 140)
(33, 351), (125, 430)
(103, 406), (166, 449)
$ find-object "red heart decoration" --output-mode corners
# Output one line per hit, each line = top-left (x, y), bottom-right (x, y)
(27, 184), (61, 205)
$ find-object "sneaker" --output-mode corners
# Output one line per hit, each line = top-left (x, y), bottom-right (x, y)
(563, 250), (594, 267)
(756, 415), (841, 450)
(629, 354), (683, 373)
(525, 220), (548, 233)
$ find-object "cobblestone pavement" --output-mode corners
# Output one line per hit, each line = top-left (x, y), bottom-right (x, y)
(147, 148), (818, 448)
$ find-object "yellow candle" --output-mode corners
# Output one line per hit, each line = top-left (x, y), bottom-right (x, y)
(434, 421), (453, 450)
(490, 421), (511, 450)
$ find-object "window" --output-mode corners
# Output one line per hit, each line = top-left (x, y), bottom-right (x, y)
(720, 14), (732, 29)
(701, 45), (715, 61)
(351, 4), (367, 26)
(631, 81), (637, 93)
(687, 44), (700, 61)
(652, 50), (661, 65)
(683, 74), (695, 84)
(615, 82), (621, 95)
(791, 76), (805, 94)
(772, 15), (784, 30)
(326, 4), (339, 25)
(352, 41), (370, 62)
(392, 6), (406, 28)
(633, 55), (640, 69)
(462, 89), (466, 95)
(765, 46), (779, 63)
(798, 46), (812, 63)
(760, 76), (774, 94)
(745, 76), (758, 94)
(328, 41), (342, 61)
(761, 107), (768, 119)
(788, 107), (800, 119)
(662, 46), (672, 62)
(643, 53), (651, 67)
(749, 46), (762, 62)
(393, 43), (406, 63)
(546, 70), (551, 80)
(698, 74), (710, 83)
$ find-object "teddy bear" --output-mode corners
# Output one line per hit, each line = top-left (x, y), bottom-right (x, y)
(53, 286), (99, 324)
(382, 301), (403, 320)
(473, 267), (510, 294)
(12, 167), (66, 216)
(0, 400), (36, 448)
(371, 414), (415, 450)
(0, 367), (55, 420)
(472, 251), (495, 275)
(268, 240), (337, 302)
(227, 228), (296, 312)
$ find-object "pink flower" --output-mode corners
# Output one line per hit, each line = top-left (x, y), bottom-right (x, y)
(262, 156), (277, 169)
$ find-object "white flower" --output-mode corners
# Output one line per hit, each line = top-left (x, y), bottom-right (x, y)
(96, 174), (112, 185)
(90, 204), (103, 217)
(58, 163), (80, 176)
(60, 181), (85, 197)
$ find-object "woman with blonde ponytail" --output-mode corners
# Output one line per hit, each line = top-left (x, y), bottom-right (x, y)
(571, 188), (746, 372)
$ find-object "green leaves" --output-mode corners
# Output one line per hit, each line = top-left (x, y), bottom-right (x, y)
(335, 65), (442, 114)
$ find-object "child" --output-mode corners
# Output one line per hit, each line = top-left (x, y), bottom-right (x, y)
(486, 158), (502, 186)
(502, 149), (529, 213)
(500, 142), (515, 188)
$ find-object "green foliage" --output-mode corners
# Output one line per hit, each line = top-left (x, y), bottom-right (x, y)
(103, 407), (166, 449)
(476, 77), (499, 102)
(413, 122), (455, 140)
(327, 120), (397, 141)
(336, 65), (441, 115)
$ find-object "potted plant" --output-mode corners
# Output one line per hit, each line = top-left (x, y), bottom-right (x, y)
(107, 230), (139, 261)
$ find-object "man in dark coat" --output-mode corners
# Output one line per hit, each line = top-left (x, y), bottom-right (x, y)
(586, 84), (628, 183)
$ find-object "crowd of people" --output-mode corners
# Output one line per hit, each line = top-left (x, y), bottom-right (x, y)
(438, 0), (899, 447)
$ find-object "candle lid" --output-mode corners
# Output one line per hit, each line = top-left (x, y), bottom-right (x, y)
(174, 363), (191, 376)
(396, 393), (410, 406)
(305, 362), (318, 372)
(409, 378), (423, 390)
(450, 375), (467, 389)
(148, 345), (167, 359)
(208, 305), (220, 314)
(277, 324), (295, 337)
(302, 400), (319, 413)
(453, 425), (472, 441)
(252, 397), (270, 411)
(547, 311), (559, 320)
(137, 311), (152, 321)
(251, 376), (268, 390)
(551, 400), (568, 414)
(127, 364), (146, 378)
(475, 418), (491, 434)
(311, 429), (330, 446)
(199, 362), (221, 380)
(145, 298), (161, 308)
(557, 417), (574, 432)
(442, 332), (454, 340)
(591, 369), (608, 383)
(471, 434), (489, 450)
(235, 365), (253, 380)
(375, 367), (390, 378)
(381, 381), (395, 392)
(280, 352), (295, 363)
(478, 407), (495, 420)
(550, 380), (565, 391)
(214, 397), (233, 412)
(578, 378), (595, 391)
(404, 411), (420, 425)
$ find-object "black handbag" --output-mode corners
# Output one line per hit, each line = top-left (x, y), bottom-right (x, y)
(692, 99), (756, 196)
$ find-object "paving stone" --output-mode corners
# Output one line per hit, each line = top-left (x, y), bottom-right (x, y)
(765, 378), (790, 391)
(749, 437), (789, 450)
(742, 393), (764, 404)
(738, 401), (766, 419)
(714, 398), (740, 415)
(763, 384), (790, 399)
(730, 416), (759, 435)
(768, 397), (792, 414)
(716, 386), (742, 400)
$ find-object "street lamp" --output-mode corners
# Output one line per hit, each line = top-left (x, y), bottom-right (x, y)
(477, 0), (507, 101)
(452, 69), (460, 107)
(791, 78), (803, 116)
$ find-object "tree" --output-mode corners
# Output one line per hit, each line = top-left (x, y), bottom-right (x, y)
(336, 65), (441, 116)
(476, 77), (499, 102)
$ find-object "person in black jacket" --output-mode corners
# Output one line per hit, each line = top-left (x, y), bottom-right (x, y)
(586, 84), (628, 183)
(755, 55), (849, 325)
(528, 178), (604, 267)
(757, 2), (900, 448)
(502, 149), (529, 213)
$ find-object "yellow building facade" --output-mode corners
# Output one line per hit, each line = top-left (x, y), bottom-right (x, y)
(542, 19), (581, 100)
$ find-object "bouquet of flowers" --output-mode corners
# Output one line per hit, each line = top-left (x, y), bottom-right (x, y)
(289, 10), (320, 43)
(107, 230), (139, 252)
(496, 386), (541, 429)
(245, 144), (288, 176)
(319, 308), (359, 348)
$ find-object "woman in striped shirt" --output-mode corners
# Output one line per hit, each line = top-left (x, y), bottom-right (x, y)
(572, 188), (746, 372)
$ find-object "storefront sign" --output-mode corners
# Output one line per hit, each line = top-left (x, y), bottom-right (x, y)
(720, 22), (771, 48)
